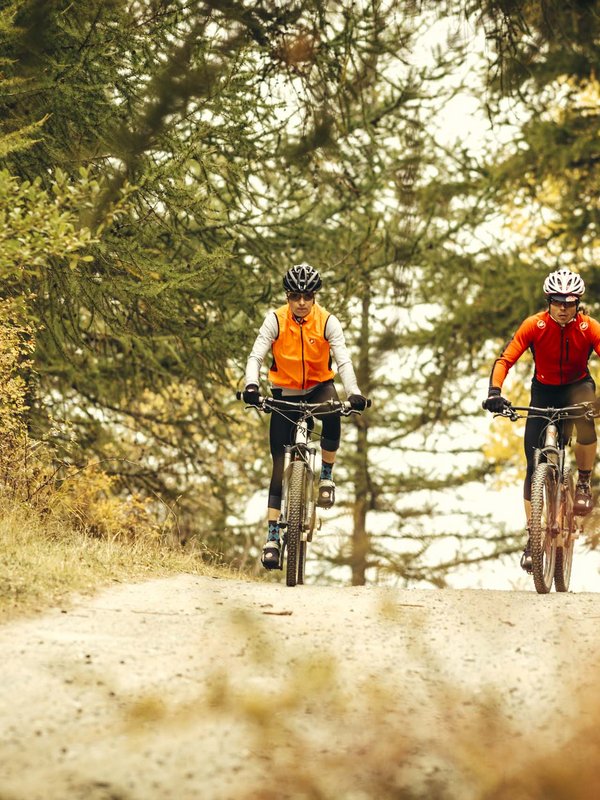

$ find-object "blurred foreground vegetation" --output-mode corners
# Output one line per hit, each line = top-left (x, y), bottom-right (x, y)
(121, 592), (600, 800)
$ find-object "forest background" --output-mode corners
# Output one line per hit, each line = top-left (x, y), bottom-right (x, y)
(1, 0), (599, 590)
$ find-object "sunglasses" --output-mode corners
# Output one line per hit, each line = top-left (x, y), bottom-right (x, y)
(550, 299), (577, 308)
(287, 291), (315, 302)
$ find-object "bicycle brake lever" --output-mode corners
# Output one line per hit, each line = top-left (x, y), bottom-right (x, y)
(493, 408), (518, 421)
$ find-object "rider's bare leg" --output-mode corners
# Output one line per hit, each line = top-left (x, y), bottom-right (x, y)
(573, 441), (595, 515)
(574, 440), (596, 473)
(262, 507), (282, 568)
(266, 508), (280, 540)
(320, 448), (336, 482)
(321, 448), (336, 468)
(318, 449), (337, 508)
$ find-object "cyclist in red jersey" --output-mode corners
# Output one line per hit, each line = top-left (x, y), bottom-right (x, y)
(483, 269), (600, 572)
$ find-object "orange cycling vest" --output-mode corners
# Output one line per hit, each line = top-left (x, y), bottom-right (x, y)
(491, 310), (600, 388)
(268, 304), (334, 390)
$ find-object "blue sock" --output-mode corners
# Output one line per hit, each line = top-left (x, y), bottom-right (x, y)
(320, 461), (333, 481)
(267, 521), (280, 541)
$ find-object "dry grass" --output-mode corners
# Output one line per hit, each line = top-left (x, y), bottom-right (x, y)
(0, 301), (243, 622)
(0, 499), (235, 621)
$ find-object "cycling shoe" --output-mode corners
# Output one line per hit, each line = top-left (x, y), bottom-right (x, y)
(261, 540), (280, 570)
(520, 548), (533, 574)
(520, 532), (533, 573)
(574, 483), (593, 516)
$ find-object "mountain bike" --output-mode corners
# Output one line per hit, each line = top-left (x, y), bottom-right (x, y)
(237, 393), (370, 586)
(494, 401), (599, 593)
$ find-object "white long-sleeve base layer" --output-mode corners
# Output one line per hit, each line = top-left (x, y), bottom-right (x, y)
(244, 310), (361, 397)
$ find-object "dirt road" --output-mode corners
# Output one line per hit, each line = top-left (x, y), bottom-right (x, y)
(0, 574), (598, 799)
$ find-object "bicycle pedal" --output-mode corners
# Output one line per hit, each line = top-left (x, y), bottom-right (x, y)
(317, 479), (335, 509)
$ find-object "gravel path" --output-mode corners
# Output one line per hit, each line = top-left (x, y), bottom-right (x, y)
(0, 574), (598, 799)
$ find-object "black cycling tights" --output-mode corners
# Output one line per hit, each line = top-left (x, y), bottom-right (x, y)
(523, 376), (596, 501)
(268, 380), (341, 510)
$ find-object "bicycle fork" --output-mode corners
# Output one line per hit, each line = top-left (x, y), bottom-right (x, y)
(536, 423), (563, 539)
(537, 422), (579, 544)
(278, 444), (318, 540)
(303, 446), (317, 541)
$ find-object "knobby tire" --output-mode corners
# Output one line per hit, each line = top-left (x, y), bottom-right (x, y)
(554, 469), (575, 592)
(297, 481), (317, 584)
(297, 541), (307, 585)
(529, 462), (557, 594)
(285, 461), (305, 587)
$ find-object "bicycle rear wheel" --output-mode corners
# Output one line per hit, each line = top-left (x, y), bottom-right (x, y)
(285, 461), (305, 587)
(554, 470), (575, 592)
(529, 462), (557, 594)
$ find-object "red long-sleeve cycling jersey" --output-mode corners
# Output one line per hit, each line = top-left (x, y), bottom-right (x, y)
(490, 310), (600, 389)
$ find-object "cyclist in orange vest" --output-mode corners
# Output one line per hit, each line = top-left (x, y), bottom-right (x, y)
(243, 263), (367, 569)
(483, 268), (600, 572)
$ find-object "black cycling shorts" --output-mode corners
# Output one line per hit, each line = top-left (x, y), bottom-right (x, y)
(523, 375), (596, 500)
(267, 380), (341, 510)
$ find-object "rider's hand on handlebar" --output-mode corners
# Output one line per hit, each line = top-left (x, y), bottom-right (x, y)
(348, 393), (368, 411)
(482, 387), (510, 413)
(242, 384), (261, 406)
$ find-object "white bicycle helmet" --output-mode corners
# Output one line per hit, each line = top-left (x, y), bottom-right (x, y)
(543, 268), (585, 301)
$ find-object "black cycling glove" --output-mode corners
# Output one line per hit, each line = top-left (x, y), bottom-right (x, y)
(242, 384), (260, 406)
(348, 393), (368, 411)
(483, 387), (509, 413)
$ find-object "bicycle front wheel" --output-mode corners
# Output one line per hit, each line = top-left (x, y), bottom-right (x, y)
(554, 470), (575, 592)
(285, 461), (305, 587)
(298, 485), (317, 585)
(530, 462), (557, 594)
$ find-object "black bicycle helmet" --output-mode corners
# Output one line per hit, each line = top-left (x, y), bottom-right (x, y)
(283, 262), (322, 293)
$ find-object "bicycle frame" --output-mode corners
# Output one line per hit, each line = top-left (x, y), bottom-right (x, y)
(532, 415), (566, 541)
(267, 398), (351, 543)
(238, 391), (362, 586)
(496, 401), (598, 592)
(279, 415), (318, 541)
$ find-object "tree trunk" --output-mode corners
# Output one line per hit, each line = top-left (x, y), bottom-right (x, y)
(351, 290), (372, 585)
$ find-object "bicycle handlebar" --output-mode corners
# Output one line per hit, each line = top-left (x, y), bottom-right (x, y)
(488, 400), (600, 422)
(235, 391), (371, 414)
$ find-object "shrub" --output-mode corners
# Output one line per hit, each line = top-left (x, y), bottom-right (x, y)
(0, 299), (172, 541)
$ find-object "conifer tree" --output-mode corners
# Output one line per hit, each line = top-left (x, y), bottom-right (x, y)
(227, 2), (509, 585)
(4, 0), (487, 557)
